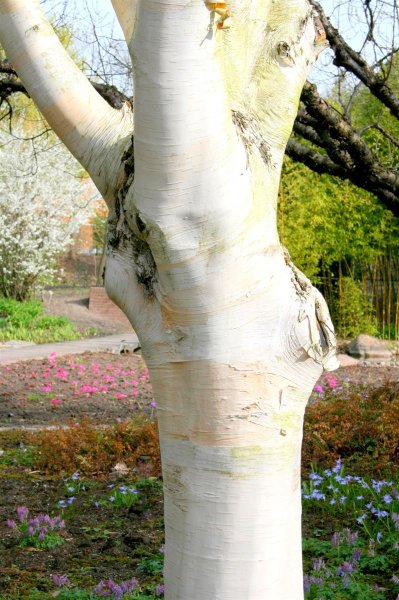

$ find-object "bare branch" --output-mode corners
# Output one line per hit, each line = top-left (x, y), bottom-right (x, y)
(309, 0), (399, 119)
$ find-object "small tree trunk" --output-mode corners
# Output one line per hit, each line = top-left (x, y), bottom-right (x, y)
(150, 360), (316, 598)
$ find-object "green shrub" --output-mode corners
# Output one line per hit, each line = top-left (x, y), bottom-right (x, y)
(332, 277), (378, 338)
(0, 298), (42, 327)
(0, 297), (80, 343)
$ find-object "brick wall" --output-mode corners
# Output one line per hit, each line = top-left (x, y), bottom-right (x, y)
(89, 287), (132, 328)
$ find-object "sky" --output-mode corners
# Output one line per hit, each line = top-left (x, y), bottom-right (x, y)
(42, 0), (396, 97)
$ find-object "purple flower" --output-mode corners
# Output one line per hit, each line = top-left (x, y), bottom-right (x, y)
(93, 581), (106, 594)
(344, 529), (358, 545)
(352, 549), (361, 563)
(50, 574), (70, 588)
(156, 583), (165, 596)
(149, 401), (157, 408)
(16, 506), (29, 522)
(312, 558), (324, 571)
(303, 575), (323, 592)
(6, 519), (17, 529)
(336, 561), (354, 576)
(93, 577), (137, 598)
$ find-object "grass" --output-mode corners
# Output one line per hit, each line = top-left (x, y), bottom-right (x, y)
(0, 298), (81, 343)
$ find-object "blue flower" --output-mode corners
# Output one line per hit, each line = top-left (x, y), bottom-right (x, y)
(312, 491), (326, 501)
(332, 458), (343, 474)
(356, 513), (367, 524)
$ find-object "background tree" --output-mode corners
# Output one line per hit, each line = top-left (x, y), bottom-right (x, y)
(0, 130), (93, 300)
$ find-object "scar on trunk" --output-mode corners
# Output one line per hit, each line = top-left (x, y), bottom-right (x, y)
(107, 137), (158, 297)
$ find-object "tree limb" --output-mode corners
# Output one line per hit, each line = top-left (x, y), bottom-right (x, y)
(0, 0), (133, 199)
(286, 137), (399, 214)
(300, 82), (399, 197)
(308, 0), (399, 119)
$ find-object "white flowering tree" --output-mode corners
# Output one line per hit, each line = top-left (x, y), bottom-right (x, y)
(0, 131), (94, 300)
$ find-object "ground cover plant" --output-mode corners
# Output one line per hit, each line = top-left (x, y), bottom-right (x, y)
(0, 299), (81, 344)
(0, 352), (154, 428)
(1, 354), (399, 598)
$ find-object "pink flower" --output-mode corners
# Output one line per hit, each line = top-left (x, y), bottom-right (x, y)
(50, 398), (62, 405)
(116, 393), (127, 399)
(314, 385), (324, 393)
(132, 389), (139, 397)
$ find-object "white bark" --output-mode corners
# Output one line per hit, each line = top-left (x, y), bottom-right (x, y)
(0, 1), (339, 598)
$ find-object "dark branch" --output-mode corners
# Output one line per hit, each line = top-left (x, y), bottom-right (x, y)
(299, 83), (399, 200)
(309, 0), (399, 119)
(286, 137), (399, 214)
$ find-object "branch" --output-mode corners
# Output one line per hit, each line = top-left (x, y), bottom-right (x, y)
(0, 78), (29, 100)
(0, 58), (131, 110)
(0, 0), (133, 199)
(300, 83), (399, 198)
(111, 0), (137, 45)
(285, 138), (347, 178)
(286, 137), (399, 215)
(308, 0), (399, 119)
(357, 122), (399, 150)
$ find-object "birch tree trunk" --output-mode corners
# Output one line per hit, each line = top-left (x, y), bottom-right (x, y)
(0, 0), (338, 598)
